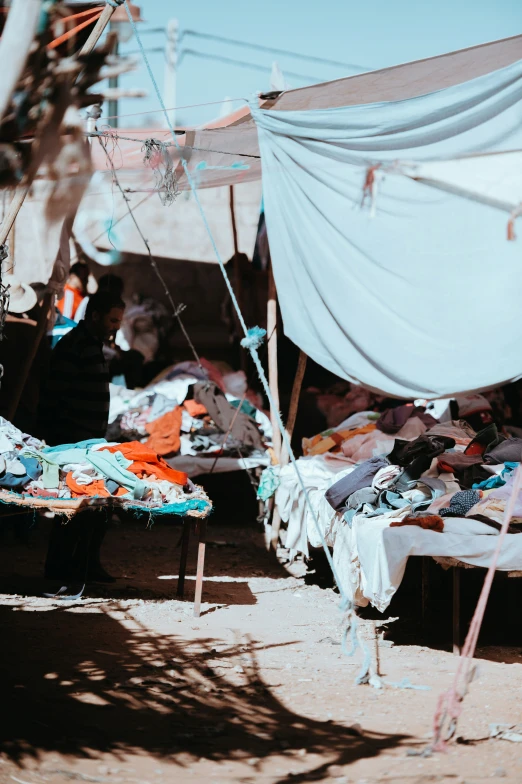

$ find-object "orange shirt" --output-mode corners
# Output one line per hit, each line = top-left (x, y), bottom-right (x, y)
(57, 285), (85, 321)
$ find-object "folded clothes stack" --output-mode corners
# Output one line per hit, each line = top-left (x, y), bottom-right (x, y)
(107, 359), (272, 465)
(0, 417), (211, 516)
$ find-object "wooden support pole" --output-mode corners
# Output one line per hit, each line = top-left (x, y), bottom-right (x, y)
(280, 350), (307, 467)
(177, 517), (190, 599)
(229, 185), (247, 373)
(453, 567), (461, 655)
(193, 518), (207, 618)
(79, 3), (119, 57)
(267, 263), (281, 460)
(271, 350), (307, 550)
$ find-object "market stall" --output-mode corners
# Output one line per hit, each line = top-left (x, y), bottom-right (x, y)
(0, 415), (212, 615)
(262, 400), (522, 643)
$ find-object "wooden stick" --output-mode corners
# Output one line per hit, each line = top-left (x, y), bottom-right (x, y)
(177, 517), (190, 599)
(229, 185), (247, 373)
(280, 350), (307, 467)
(453, 567), (461, 655)
(270, 352), (307, 549)
(79, 3), (118, 57)
(267, 263), (281, 460)
(193, 518), (207, 618)
(0, 185), (30, 247)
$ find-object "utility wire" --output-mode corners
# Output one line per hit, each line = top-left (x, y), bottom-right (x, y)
(180, 29), (369, 72)
(177, 49), (319, 83)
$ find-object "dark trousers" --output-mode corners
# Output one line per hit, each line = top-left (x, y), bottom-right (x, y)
(45, 510), (108, 581)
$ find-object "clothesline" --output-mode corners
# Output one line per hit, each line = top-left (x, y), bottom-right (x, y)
(87, 131), (262, 159)
(122, 0), (378, 688)
(102, 97), (248, 122)
(98, 135), (202, 367)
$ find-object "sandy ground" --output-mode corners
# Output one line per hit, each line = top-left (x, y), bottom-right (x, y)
(1, 507), (522, 784)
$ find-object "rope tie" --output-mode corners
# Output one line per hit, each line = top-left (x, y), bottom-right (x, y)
(240, 326), (266, 350)
(106, 0), (125, 7)
(123, 0), (378, 687)
(507, 202), (522, 241)
(173, 303), (186, 318)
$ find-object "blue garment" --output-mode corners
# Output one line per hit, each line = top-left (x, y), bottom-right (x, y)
(43, 439), (107, 454)
(440, 489), (481, 517)
(0, 456), (42, 490)
(472, 462), (518, 490)
(86, 449), (148, 500)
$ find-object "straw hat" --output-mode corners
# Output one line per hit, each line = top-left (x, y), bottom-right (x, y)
(4, 275), (37, 314)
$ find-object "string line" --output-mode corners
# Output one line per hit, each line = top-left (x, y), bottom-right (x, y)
(123, 0), (375, 684)
(98, 134), (202, 367)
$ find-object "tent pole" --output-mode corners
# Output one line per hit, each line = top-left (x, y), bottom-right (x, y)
(229, 185), (247, 373)
(271, 349), (307, 549)
(280, 349), (307, 466)
(267, 262), (281, 461)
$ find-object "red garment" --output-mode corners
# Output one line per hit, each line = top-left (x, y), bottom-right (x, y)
(57, 285), (85, 320)
(101, 442), (188, 486)
(390, 515), (444, 533)
(184, 399), (207, 417)
(65, 472), (128, 498)
(145, 407), (182, 456)
(200, 358), (226, 392)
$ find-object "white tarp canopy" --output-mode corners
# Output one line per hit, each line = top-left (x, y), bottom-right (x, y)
(248, 37), (522, 398)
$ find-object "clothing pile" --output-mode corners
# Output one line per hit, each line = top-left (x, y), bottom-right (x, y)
(265, 401), (522, 611)
(0, 417), (210, 517)
(107, 360), (273, 476)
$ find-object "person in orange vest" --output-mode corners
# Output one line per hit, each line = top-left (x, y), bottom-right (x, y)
(57, 262), (89, 321)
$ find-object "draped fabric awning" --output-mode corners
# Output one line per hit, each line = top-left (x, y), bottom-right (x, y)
(249, 45), (522, 398)
(81, 35), (522, 401)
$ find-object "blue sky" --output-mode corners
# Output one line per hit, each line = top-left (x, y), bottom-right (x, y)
(107, 0), (521, 128)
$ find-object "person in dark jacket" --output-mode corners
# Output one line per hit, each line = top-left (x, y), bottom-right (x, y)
(40, 291), (124, 586)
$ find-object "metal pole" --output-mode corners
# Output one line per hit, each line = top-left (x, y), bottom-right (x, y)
(164, 19), (178, 127)
(108, 35), (119, 127)
(267, 264), (281, 461)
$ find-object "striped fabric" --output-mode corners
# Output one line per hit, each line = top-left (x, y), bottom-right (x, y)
(41, 322), (110, 445)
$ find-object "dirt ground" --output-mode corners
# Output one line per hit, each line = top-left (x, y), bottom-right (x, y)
(1, 492), (522, 784)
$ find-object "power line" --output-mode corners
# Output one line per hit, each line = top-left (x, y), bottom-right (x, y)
(120, 45), (321, 83)
(100, 97), (247, 121)
(180, 29), (369, 73)
(178, 49), (319, 83)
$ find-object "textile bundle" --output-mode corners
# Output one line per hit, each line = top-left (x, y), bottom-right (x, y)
(264, 402), (522, 611)
(0, 417), (211, 517)
(108, 359), (273, 474)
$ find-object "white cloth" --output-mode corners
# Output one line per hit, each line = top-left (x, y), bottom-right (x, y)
(339, 515), (522, 612)
(275, 455), (355, 556)
(251, 58), (522, 398)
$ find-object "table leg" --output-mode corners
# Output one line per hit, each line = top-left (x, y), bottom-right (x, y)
(193, 518), (207, 618)
(177, 517), (190, 599)
(453, 567), (461, 655)
(421, 557), (430, 631)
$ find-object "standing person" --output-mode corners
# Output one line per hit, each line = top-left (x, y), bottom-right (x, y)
(39, 291), (125, 585)
(56, 262), (89, 321)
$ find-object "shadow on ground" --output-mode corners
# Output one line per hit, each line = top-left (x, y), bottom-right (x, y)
(0, 602), (410, 782)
